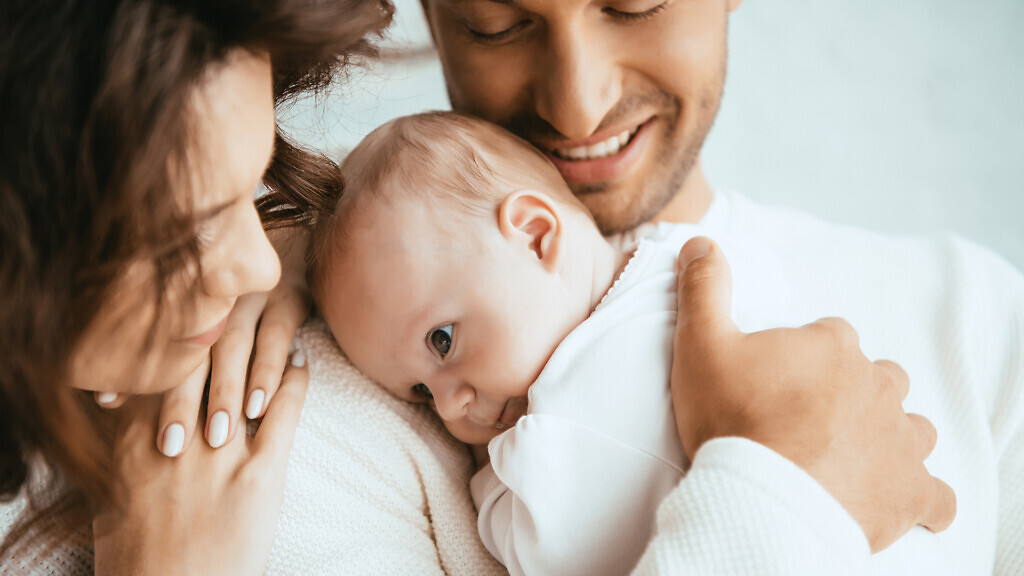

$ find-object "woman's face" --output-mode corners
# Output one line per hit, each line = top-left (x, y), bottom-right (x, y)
(69, 51), (281, 395)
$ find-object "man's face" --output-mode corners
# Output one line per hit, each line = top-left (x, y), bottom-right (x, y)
(421, 0), (740, 234)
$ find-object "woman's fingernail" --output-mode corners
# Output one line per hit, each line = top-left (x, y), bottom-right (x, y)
(245, 389), (265, 420)
(208, 411), (230, 448)
(162, 424), (185, 457)
(95, 391), (118, 405)
(291, 349), (306, 368)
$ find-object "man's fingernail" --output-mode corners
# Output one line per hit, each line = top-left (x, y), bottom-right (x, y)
(246, 389), (265, 420)
(291, 349), (306, 368)
(208, 411), (230, 448)
(95, 391), (118, 405)
(162, 424), (185, 457)
(679, 237), (712, 271)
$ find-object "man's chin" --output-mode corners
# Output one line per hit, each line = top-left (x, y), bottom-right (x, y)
(576, 186), (659, 235)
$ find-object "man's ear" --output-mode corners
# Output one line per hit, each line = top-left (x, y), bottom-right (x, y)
(497, 190), (562, 272)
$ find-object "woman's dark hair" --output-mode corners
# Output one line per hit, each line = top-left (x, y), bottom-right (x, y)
(0, 0), (390, 560)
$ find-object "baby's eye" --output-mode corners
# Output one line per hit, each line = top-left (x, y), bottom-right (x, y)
(412, 383), (433, 400)
(429, 323), (454, 358)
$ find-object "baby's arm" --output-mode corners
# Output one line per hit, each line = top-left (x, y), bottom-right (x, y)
(473, 415), (678, 576)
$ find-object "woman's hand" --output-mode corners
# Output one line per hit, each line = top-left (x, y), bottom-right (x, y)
(94, 227), (312, 457)
(670, 236), (956, 552)
(93, 352), (308, 576)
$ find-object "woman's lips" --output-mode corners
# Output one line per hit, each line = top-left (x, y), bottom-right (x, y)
(181, 316), (229, 348)
(542, 118), (655, 185)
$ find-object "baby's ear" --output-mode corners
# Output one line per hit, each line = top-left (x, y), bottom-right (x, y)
(497, 190), (562, 272)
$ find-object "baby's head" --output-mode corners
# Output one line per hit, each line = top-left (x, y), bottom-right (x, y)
(311, 112), (615, 445)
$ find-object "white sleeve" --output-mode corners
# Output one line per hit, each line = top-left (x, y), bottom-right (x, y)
(471, 414), (681, 576)
(631, 437), (871, 575)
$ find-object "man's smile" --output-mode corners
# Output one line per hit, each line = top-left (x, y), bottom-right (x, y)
(537, 117), (657, 186)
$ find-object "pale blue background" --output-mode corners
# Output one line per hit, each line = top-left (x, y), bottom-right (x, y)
(280, 0), (1024, 271)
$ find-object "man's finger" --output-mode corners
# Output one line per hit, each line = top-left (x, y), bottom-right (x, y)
(918, 476), (957, 534)
(253, 350), (308, 462)
(676, 236), (738, 342)
(875, 359), (910, 401)
(156, 356), (209, 458)
(908, 412), (938, 459)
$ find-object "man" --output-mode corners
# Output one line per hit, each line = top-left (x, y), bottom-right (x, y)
(417, 0), (1022, 573)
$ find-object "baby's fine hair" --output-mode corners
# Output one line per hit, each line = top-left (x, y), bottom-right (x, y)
(309, 111), (571, 285)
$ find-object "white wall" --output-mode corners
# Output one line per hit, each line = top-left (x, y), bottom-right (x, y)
(280, 0), (1024, 270)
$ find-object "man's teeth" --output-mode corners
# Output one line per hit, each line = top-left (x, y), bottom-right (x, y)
(553, 127), (638, 161)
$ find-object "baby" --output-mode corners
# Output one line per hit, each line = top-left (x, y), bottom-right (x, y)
(310, 111), (790, 575)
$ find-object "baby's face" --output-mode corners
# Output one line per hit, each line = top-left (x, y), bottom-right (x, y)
(320, 196), (582, 445)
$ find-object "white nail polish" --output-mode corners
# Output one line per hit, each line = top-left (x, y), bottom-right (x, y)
(291, 349), (306, 368)
(208, 411), (230, 448)
(162, 424), (185, 457)
(246, 389), (265, 420)
(96, 391), (118, 405)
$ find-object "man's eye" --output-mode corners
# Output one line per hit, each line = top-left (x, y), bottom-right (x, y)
(412, 383), (433, 400)
(605, 1), (668, 23)
(429, 323), (454, 357)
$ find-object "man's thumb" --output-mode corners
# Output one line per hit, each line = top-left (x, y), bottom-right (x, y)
(676, 236), (737, 341)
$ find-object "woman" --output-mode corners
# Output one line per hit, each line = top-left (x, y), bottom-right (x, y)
(0, 0), (390, 570)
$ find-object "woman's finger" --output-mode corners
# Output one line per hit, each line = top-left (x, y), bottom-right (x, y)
(206, 292), (266, 448)
(156, 355), (210, 457)
(253, 350), (308, 462)
(245, 286), (309, 420)
(94, 391), (128, 409)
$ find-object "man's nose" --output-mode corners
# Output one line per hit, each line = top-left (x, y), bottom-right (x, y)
(533, 25), (622, 141)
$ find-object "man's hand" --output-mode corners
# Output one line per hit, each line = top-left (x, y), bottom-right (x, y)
(671, 236), (956, 552)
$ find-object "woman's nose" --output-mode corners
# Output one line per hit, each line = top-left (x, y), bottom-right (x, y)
(202, 203), (281, 298)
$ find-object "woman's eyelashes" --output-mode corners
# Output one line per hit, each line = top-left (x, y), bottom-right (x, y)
(429, 323), (454, 358)
(412, 383), (433, 400)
